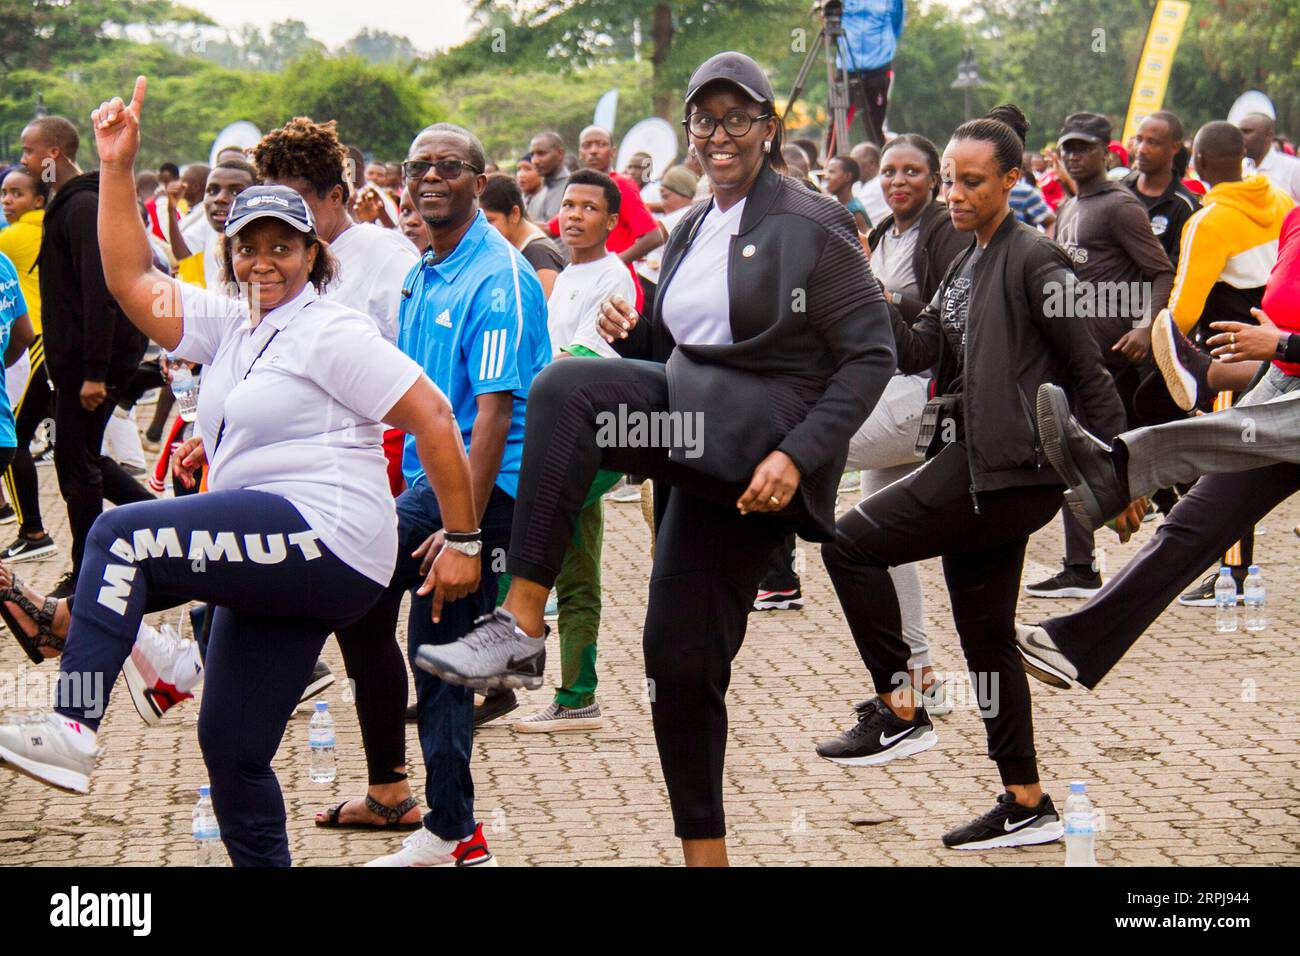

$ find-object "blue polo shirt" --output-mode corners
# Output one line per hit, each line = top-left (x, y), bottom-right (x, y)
(0, 252), (25, 449)
(397, 210), (550, 497)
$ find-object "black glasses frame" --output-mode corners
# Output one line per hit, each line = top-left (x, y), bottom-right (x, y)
(402, 159), (483, 180)
(683, 110), (774, 139)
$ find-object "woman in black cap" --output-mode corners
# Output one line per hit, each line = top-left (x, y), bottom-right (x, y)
(416, 51), (896, 865)
(0, 77), (482, 867)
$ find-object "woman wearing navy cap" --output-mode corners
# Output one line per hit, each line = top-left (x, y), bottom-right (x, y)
(0, 77), (482, 867)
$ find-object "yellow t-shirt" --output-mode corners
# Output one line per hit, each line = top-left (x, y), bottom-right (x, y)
(0, 210), (42, 334)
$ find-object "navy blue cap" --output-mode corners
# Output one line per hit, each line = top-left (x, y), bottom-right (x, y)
(223, 184), (315, 237)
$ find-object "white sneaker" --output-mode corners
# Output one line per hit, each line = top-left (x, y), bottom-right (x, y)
(123, 623), (199, 726)
(514, 701), (604, 733)
(603, 480), (642, 503)
(1015, 624), (1079, 689)
(921, 679), (952, 717)
(0, 711), (99, 793)
(363, 822), (497, 867)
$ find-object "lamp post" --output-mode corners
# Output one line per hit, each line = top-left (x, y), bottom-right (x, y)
(951, 48), (984, 121)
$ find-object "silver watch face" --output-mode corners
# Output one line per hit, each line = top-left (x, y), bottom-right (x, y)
(447, 539), (482, 557)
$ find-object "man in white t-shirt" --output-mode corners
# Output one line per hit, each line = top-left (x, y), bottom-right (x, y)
(1239, 113), (1300, 202)
(512, 169), (631, 735)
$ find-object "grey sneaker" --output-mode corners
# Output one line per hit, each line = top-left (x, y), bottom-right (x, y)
(0, 711), (100, 793)
(414, 608), (547, 691)
(1015, 624), (1079, 689)
(514, 701), (604, 733)
(921, 679), (952, 717)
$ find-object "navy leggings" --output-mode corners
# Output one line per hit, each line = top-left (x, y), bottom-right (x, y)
(54, 490), (383, 866)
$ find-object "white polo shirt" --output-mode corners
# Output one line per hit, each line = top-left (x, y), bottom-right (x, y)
(327, 222), (418, 343)
(176, 281), (423, 584)
(547, 252), (632, 358)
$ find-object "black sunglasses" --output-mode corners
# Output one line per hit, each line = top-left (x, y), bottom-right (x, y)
(683, 110), (773, 139)
(402, 159), (483, 180)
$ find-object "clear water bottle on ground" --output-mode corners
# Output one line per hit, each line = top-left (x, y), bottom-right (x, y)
(309, 701), (336, 783)
(1243, 565), (1266, 632)
(1214, 566), (1238, 633)
(192, 784), (224, 867)
(1063, 781), (1097, 867)
(170, 363), (199, 422)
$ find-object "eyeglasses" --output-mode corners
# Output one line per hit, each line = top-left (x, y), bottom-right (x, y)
(402, 159), (482, 181)
(684, 110), (773, 139)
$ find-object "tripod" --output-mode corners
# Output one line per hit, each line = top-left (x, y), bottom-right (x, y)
(784, 0), (854, 159)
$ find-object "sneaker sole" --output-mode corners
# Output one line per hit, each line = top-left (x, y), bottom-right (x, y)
(946, 820), (1064, 850)
(1036, 385), (1107, 531)
(819, 729), (938, 766)
(299, 670), (336, 706)
(1151, 314), (1197, 412)
(753, 598), (804, 611)
(413, 650), (544, 693)
(1022, 585), (1102, 599)
(1016, 646), (1075, 690)
(0, 741), (91, 794)
(0, 513), (15, 526)
(3, 541), (58, 563)
(435, 855), (498, 867)
(122, 655), (164, 727)
(514, 717), (604, 733)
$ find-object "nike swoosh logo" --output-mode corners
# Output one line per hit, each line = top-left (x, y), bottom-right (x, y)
(879, 728), (913, 746)
(1004, 815), (1039, 832)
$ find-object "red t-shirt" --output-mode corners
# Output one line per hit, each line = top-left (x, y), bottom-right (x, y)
(1264, 206), (1300, 377)
(1038, 172), (1065, 211)
(549, 171), (659, 311)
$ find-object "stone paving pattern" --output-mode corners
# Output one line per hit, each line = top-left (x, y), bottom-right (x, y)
(1, 445), (1296, 866)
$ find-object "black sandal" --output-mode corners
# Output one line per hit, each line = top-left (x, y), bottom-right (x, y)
(0, 573), (63, 665)
(315, 794), (421, 831)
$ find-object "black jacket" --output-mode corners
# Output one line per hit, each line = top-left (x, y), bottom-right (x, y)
(617, 162), (896, 540)
(867, 200), (969, 323)
(892, 211), (1127, 499)
(1121, 169), (1200, 270)
(39, 171), (148, 389)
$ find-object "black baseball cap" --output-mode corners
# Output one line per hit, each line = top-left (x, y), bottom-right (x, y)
(223, 184), (315, 237)
(685, 52), (776, 106)
(1058, 112), (1112, 148)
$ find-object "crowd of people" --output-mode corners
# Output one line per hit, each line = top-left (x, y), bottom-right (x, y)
(0, 46), (1296, 866)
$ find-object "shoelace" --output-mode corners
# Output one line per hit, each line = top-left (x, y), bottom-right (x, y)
(463, 613), (521, 649)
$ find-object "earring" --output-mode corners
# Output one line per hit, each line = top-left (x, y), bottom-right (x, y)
(688, 144), (698, 158)
(763, 141), (772, 154)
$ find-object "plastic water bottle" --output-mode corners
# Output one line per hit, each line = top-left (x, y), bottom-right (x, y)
(170, 364), (199, 422)
(1243, 565), (1266, 632)
(192, 785), (224, 867)
(1063, 781), (1097, 867)
(1214, 566), (1238, 633)
(308, 701), (336, 783)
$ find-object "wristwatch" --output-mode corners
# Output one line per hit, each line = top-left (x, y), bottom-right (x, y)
(444, 530), (482, 557)
(1275, 334), (1291, 361)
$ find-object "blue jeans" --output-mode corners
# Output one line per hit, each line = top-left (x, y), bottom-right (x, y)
(54, 490), (384, 866)
(338, 481), (515, 841)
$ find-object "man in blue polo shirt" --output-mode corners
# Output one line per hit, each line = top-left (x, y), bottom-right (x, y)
(339, 123), (549, 868)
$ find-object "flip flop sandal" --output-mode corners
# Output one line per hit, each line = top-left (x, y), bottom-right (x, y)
(0, 574), (63, 665)
(314, 794), (421, 831)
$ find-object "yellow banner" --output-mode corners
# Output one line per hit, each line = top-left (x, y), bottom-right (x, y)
(1122, 0), (1191, 144)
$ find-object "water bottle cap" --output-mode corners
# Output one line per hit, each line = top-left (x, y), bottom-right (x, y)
(1069, 781), (1086, 793)
(1248, 565), (1260, 574)
(1218, 566), (1233, 575)
(198, 784), (211, 797)
(315, 701), (328, 711)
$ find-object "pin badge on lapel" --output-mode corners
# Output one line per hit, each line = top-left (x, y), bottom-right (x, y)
(742, 244), (756, 258)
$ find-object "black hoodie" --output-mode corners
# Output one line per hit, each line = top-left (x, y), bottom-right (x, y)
(39, 171), (147, 390)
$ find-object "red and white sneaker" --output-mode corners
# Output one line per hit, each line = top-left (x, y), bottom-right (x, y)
(364, 822), (497, 867)
(122, 623), (199, 726)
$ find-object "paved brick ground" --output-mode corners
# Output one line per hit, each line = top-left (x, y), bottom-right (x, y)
(1, 432), (1297, 866)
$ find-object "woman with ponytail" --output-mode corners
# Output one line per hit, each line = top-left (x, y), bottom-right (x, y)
(819, 105), (1135, 850)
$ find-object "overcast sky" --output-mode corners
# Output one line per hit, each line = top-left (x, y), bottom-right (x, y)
(181, 0), (476, 54)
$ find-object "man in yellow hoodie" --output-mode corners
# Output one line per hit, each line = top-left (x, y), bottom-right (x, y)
(1149, 120), (1293, 606)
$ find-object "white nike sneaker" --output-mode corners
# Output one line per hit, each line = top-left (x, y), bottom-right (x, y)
(1015, 624), (1079, 689)
(0, 711), (100, 793)
(363, 822), (497, 867)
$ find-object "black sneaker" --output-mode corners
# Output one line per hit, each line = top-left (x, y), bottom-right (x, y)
(754, 586), (804, 611)
(3, 533), (57, 563)
(1152, 309), (1211, 412)
(474, 688), (518, 727)
(815, 697), (937, 766)
(1023, 564), (1102, 599)
(0, 504), (14, 525)
(942, 792), (1064, 850)
(299, 659), (335, 705)
(1178, 569), (1243, 607)
(1035, 383), (1132, 530)
(48, 571), (77, 599)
